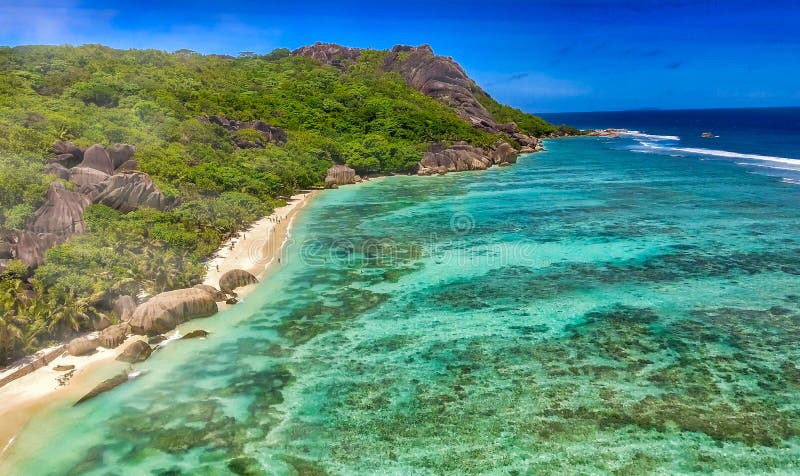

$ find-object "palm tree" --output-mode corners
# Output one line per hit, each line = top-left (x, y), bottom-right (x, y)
(46, 291), (93, 338)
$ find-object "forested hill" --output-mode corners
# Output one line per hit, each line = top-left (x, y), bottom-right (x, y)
(0, 42), (573, 364)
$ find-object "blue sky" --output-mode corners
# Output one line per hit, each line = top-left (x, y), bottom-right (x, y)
(1, 0), (798, 112)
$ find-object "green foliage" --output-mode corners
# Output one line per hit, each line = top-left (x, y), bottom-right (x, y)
(472, 85), (579, 137)
(0, 43), (563, 363)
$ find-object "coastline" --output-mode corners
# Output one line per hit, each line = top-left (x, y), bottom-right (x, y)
(0, 190), (319, 459)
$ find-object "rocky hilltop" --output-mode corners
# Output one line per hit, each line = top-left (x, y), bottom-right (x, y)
(293, 42), (545, 174)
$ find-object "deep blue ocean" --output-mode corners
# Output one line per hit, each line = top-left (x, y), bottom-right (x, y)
(543, 107), (800, 184)
(5, 107), (800, 474)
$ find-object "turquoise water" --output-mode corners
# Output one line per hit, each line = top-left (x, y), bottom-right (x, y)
(6, 137), (800, 474)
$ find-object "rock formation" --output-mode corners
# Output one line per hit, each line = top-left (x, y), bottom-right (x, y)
(11, 230), (63, 267)
(128, 288), (218, 335)
(324, 164), (357, 188)
(74, 371), (128, 405)
(67, 336), (100, 356)
(382, 45), (499, 132)
(51, 140), (83, 165)
(292, 42), (362, 69)
(193, 284), (228, 302)
(90, 172), (171, 213)
(69, 166), (110, 188)
(28, 182), (90, 235)
(45, 163), (71, 180)
(417, 141), (519, 175)
(108, 144), (136, 170)
(116, 340), (152, 363)
(113, 295), (137, 321)
(219, 269), (259, 294)
(201, 115), (287, 147)
(79, 144), (115, 175)
(182, 329), (209, 340)
(99, 322), (130, 349)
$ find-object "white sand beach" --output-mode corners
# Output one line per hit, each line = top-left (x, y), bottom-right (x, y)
(0, 190), (319, 456)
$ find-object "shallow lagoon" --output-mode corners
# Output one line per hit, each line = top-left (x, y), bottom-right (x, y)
(5, 137), (800, 474)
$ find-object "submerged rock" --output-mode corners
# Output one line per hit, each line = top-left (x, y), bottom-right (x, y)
(219, 269), (258, 294)
(74, 372), (129, 405)
(182, 330), (209, 340)
(116, 340), (152, 363)
(128, 288), (218, 335)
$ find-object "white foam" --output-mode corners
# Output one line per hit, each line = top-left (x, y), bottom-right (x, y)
(638, 142), (800, 167)
(621, 130), (680, 141)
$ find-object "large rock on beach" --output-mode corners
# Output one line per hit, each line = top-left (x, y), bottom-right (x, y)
(219, 269), (259, 294)
(116, 340), (152, 363)
(324, 164), (357, 188)
(99, 322), (130, 349)
(113, 295), (137, 321)
(418, 142), (493, 175)
(67, 336), (100, 356)
(193, 284), (228, 302)
(128, 288), (218, 335)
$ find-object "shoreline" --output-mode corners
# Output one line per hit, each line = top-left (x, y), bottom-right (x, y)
(0, 190), (320, 459)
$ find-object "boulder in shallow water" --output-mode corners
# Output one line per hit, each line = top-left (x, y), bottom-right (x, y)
(67, 336), (100, 356)
(116, 340), (152, 363)
(128, 288), (218, 335)
(182, 329), (209, 340)
(219, 269), (258, 294)
(74, 372), (129, 405)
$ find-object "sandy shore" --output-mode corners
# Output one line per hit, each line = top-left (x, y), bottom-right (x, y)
(0, 190), (319, 458)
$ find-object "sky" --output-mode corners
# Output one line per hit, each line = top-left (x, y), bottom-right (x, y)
(1, 0), (799, 112)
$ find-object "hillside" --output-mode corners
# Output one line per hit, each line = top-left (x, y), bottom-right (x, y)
(0, 42), (574, 364)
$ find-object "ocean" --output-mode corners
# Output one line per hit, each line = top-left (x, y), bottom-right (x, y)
(5, 107), (800, 474)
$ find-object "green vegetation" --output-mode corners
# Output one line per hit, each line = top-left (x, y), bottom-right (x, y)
(0, 44), (561, 364)
(471, 84), (580, 137)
